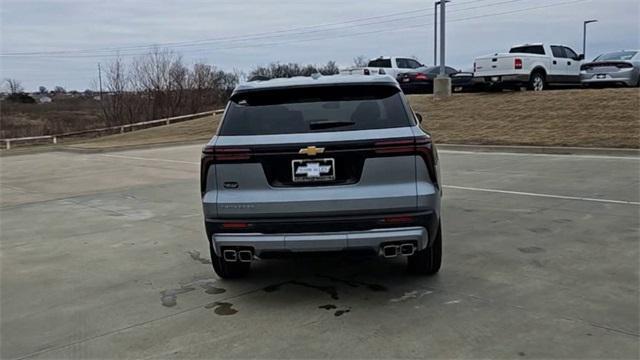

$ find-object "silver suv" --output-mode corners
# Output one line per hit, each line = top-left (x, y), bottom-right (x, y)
(201, 75), (442, 278)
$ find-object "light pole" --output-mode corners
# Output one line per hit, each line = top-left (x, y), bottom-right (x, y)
(433, 0), (451, 97)
(434, 0), (450, 66)
(439, 0), (446, 77)
(583, 19), (598, 59)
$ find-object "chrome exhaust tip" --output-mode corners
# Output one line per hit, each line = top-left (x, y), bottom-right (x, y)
(238, 250), (253, 263)
(399, 243), (416, 256)
(382, 245), (399, 258)
(222, 250), (237, 262)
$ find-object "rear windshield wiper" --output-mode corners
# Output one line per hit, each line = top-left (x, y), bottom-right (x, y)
(309, 120), (356, 130)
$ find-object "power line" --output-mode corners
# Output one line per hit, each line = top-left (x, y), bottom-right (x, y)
(1, 0), (531, 57)
(2, 0), (588, 66)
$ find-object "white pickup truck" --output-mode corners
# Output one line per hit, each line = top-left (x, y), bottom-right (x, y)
(340, 56), (424, 79)
(473, 43), (584, 91)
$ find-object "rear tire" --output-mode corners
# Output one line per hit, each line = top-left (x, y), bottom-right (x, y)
(528, 71), (545, 91)
(210, 243), (251, 279)
(407, 222), (442, 275)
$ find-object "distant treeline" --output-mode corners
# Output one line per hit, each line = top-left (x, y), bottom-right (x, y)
(3, 48), (344, 127)
(101, 50), (339, 125)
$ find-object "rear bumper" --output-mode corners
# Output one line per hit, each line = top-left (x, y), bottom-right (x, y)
(206, 211), (439, 257)
(581, 71), (637, 86)
(473, 74), (529, 86)
(211, 226), (430, 257)
(399, 81), (433, 94)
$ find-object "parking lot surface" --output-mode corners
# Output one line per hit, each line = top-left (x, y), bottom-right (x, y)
(1, 144), (638, 359)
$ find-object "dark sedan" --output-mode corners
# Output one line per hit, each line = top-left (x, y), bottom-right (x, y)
(397, 66), (474, 94)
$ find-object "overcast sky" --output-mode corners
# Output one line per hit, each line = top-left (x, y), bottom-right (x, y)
(1, 0), (638, 91)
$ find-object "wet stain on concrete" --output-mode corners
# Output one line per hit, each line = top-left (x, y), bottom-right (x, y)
(518, 351), (526, 357)
(553, 218), (572, 224)
(205, 301), (238, 315)
(334, 308), (351, 317)
(316, 275), (388, 292)
(187, 250), (212, 264)
(527, 227), (551, 234)
(160, 277), (225, 307)
(318, 304), (337, 310)
(160, 285), (196, 307)
(518, 246), (546, 254)
(263, 281), (339, 300)
(200, 281), (226, 295)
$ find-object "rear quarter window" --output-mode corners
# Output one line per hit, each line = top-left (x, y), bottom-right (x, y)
(220, 85), (412, 136)
(509, 45), (546, 55)
(367, 59), (392, 68)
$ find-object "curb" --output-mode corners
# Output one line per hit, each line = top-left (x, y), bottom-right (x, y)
(437, 144), (640, 157)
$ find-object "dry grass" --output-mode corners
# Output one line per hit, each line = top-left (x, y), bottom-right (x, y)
(411, 88), (640, 148)
(70, 114), (221, 149)
(0, 98), (103, 138)
(73, 88), (639, 150)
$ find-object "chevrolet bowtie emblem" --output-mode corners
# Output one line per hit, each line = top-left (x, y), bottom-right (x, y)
(299, 146), (325, 156)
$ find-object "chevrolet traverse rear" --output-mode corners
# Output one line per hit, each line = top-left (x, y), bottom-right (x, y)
(201, 75), (442, 278)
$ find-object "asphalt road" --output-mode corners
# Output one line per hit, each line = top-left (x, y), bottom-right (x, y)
(1, 145), (638, 359)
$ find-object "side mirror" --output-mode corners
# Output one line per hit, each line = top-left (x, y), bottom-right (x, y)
(577, 54), (585, 61)
(415, 113), (423, 123)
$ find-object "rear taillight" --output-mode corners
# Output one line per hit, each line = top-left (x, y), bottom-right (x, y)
(514, 58), (523, 70)
(473, 62), (476, 73)
(374, 136), (438, 186)
(201, 145), (253, 195)
(202, 145), (251, 161)
(415, 73), (428, 80)
(379, 68), (386, 75)
(221, 222), (250, 229)
(364, 68), (370, 75)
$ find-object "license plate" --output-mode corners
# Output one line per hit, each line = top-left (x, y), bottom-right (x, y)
(597, 74), (607, 79)
(491, 76), (500, 82)
(292, 158), (335, 182)
(454, 86), (463, 92)
(402, 78), (410, 83)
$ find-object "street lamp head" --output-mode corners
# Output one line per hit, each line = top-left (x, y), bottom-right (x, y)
(584, 19), (598, 24)
(435, 0), (451, 4)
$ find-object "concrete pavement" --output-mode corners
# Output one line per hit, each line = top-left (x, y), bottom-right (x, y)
(1, 144), (638, 359)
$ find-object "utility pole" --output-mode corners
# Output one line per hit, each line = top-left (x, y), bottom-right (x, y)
(98, 63), (103, 101)
(439, 0), (446, 76)
(583, 19), (598, 60)
(434, 2), (438, 66)
(434, 1), (450, 66)
(433, 0), (451, 98)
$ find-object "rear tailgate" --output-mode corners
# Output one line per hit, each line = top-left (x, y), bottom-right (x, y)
(474, 53), (517, 77)
(581, 61), (634, 74)
(202, 84), (426, 220)
(209, 129), (419, 219)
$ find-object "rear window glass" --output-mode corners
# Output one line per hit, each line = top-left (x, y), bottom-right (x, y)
(509, 45), (545, 55)
(220, 85), (411, 136)
(594, 51), (638, 61)
(367, 59), (392, 68)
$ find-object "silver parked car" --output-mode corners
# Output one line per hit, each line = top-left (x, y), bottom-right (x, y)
(201, 75), (442, 278)
(581, 50), (640, 87)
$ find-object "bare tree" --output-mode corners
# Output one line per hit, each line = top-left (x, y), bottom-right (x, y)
(98, 48), (238, 126)
(38, 86), (48, 94)
(353, 55), (368, 67)
(4, 78), (24, 94)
